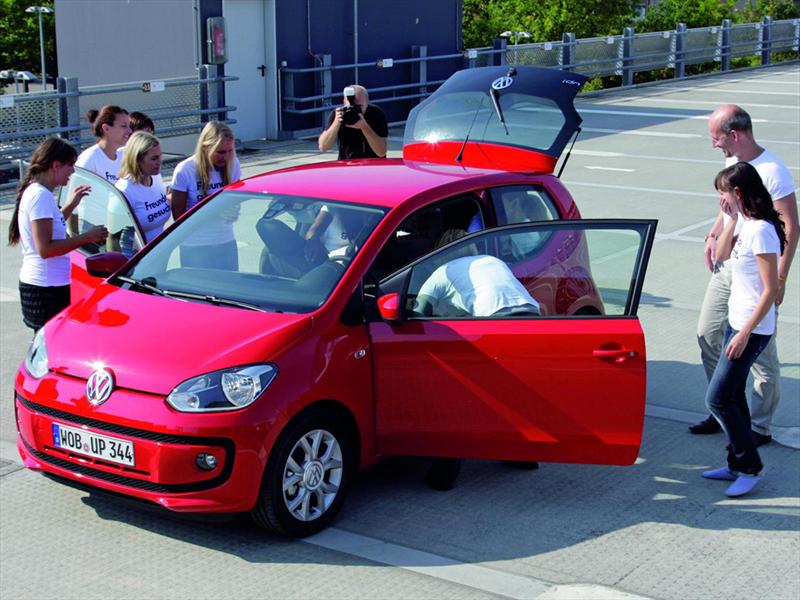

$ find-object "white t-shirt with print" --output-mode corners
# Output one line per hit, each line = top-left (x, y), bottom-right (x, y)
(171, 156), (241, 246)
(115, 177), (171, 242)
(75, 144), (124, 229)
(728, 218), (780, 335)
(18, 182), (70, 286)
(417, 255), (539, 317)
(76, 144), (123, 184)
(723, 149), (795, 234)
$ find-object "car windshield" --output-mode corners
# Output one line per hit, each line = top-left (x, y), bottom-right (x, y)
(120, 191), (386, 313)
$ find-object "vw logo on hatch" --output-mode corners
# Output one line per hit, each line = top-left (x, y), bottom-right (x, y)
(86, 368), (114, 406)
(491, 76), (514, 90)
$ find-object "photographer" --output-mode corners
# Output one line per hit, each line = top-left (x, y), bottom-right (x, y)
(318, 85), (388, 159)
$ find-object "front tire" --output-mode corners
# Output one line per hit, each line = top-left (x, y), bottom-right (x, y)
(251, 409), (354, 537)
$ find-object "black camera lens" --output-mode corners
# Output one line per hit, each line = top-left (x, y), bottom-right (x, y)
(342, 105), (361, 125)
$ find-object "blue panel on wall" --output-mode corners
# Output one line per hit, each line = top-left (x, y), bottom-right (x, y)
(276, 0), (463, 134)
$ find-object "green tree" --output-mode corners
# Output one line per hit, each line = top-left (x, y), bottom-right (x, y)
(735, 0), (800, 22)
(0, 0), (57, 79)
(463, 0), (637, 48)
(636, 0), (735, 31)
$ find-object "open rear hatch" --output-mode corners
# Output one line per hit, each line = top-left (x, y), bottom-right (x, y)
(403, 66), (588, 173)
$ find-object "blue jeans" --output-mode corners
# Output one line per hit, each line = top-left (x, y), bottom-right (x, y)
(705, 325), (771, 475)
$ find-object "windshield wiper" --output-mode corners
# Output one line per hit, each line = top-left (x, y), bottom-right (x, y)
(116, 275), (265, 312)
(490, 87), (509, 136)
(151, 288), (267, 312)
(115, 275), (168, 297)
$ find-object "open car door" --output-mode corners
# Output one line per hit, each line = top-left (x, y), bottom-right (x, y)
(58, 167), (146, 302)
(369, 219), (657, 466)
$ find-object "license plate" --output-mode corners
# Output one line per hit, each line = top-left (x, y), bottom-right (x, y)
(52, 422), (135, 467)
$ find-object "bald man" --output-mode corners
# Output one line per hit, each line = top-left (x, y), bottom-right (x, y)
(318, 84), (388, 160)
(691, 104), (798, 445)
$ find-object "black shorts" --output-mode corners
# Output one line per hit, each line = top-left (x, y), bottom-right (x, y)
(18, 281), (71, 332)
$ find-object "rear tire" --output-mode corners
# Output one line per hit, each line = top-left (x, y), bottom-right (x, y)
(251, 409), (355, 537)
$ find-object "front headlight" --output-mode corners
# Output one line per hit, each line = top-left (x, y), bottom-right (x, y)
(24, 328), (49, 379)
(166, 364), (277, 412)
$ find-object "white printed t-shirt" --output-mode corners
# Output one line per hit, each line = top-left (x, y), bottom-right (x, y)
(728, 218), (780, 335)
(18, 182), (70, 286)
(417, 254), (539, 317)
(171, 156), (241, 246)
(76, 144), (123, 184)
(75, 144), (125, 229)
(723, 149), (795, 234)
(115, 177), (171, 242)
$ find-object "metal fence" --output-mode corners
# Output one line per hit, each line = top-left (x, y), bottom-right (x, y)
(0, 65), (235, 191)
(279, 17), (799, 132)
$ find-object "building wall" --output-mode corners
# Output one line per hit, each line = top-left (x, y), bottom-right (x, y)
(276, 0), (463, 131)
(54, 0), (199, 85)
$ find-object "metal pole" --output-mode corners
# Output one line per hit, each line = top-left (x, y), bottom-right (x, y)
(38, 11), (46, 90)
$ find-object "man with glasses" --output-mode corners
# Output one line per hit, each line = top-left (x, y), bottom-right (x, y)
(691, 104), (798, 446)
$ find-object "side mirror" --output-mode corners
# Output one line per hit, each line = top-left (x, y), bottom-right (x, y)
(377, 292), (402, 324)
(86, 252), (129, 278)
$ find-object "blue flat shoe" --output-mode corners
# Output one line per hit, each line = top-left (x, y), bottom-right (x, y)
(725, 474), (762, 497)
(702, 466), (737, 481)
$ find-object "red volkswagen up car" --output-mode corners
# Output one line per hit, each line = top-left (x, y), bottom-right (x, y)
(15, 67), (656, 536)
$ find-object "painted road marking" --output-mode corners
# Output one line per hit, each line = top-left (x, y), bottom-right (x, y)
(305, 528), (651, 600)
(584, 166), (635, 172)
(571, 149), (799, 171)
(582, 128), (702, 139)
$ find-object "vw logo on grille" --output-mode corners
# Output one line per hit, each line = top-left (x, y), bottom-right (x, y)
(491, 76), (514, 90)
(86, 368), (114, 406)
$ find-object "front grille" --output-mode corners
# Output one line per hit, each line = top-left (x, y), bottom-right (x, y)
(21, 435), (234, 494)
(16, 394), (208, 444)
(16, 393), (237, 493)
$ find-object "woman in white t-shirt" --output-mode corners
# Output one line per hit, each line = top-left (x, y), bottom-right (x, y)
(702, 162), (786, 498)
(7, 138), (108, 332)
(171, 121), (241, 269)
(115, 132), (171, 256)
(75, 105), (131, 233)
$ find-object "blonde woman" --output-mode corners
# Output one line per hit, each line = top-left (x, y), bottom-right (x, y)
(114, 132), (170, 255)
(171, 121), (241, 269)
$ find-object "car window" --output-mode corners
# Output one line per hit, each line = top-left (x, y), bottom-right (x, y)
(123, 191), (386, 314)
(369, 194), (483, 280)
(489, 185), (559, 264)
(59, 167), (144, 257)
(401, 221), (655, 319)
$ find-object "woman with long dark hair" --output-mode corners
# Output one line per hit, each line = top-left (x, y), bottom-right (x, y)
(702, 161), (786, 497)
(8, 138), (108, 332)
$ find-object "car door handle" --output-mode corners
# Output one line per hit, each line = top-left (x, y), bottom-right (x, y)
(593, 348), (637, 363)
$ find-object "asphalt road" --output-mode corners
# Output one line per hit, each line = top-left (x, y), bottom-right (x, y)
(1, 64), (798, 600)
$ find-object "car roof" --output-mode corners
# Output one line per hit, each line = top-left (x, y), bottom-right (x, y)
(228, 158), (556, 209)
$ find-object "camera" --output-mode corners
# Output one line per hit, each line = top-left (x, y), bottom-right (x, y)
(342, 86), (361, 125)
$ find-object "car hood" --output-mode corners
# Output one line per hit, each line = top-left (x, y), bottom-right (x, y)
(45, 283), (312, 395)
(403, 66), (587, 173)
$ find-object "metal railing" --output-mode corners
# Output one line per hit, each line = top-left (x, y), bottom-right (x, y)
(279, 17), (799, 134)
(0, 65), (236, 191)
